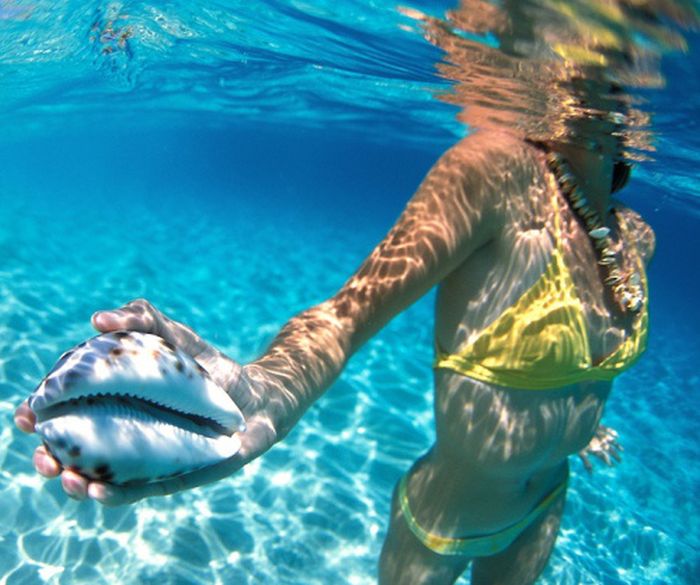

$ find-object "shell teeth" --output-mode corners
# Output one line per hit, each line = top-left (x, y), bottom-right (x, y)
(589, 227), (611, 239)
(90, 392), (222, 429)
(585, 219), (599, 231)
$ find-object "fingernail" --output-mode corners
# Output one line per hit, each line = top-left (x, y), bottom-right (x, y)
(92, 312), (117, 330)
(88, 483), (108, 502)
(34, 450), (61, 477)
(14, 414), (35, 433)
(63, 476), (87, 499)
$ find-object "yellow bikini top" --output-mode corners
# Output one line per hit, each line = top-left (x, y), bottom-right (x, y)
(434, 194), (649, 390)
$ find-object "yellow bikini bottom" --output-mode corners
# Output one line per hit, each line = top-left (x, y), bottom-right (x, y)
(398, 474), (568, 557)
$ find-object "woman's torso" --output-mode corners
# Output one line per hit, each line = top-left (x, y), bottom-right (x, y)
(425, 139), (653, 531)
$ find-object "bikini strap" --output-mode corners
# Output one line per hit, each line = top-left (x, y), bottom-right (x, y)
(549, 172), (565, 246)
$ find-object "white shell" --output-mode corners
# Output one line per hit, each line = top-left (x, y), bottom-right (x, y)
(35, 400), (241, 485)
(588, 227), (611, 239)
(30, 331), (244, 432)
(29, 331), (246, 485)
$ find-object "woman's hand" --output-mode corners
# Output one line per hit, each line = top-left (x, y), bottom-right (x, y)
(578, 424), (623, 473)
(14, 299), (287, 506)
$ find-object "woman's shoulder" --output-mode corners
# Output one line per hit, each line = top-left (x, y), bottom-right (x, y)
(451, 130), (536, 162)
(445, 131), (543, 190)
(615, 204), (656, 264)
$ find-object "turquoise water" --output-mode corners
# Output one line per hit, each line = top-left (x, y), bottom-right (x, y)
(1, 1), (700, 584)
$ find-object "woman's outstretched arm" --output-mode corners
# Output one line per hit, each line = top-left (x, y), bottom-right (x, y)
(16, 132), (515, 505)
(246, 133), (513, 438)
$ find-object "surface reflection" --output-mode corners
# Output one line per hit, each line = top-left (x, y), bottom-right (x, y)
(401, 0), (698, 159)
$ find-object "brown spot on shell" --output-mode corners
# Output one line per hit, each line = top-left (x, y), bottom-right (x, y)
(160, 339), (177, 352)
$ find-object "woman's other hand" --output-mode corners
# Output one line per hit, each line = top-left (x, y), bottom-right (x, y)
(578, 424), (623, 473)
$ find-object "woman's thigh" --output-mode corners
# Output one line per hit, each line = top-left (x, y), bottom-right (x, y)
(470, 481), (568, 585)
(379, 475), (472, 585)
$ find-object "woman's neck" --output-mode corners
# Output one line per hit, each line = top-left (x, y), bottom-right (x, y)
(552, 142), (614, 218)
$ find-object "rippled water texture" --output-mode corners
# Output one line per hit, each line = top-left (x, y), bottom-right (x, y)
(0, 1), (699, 584)
(407, 0), (699, 154)
(0, 178), (698, 584)
(0, 0), (457, 145)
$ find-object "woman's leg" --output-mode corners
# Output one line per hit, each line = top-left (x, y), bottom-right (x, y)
(379, 474), (471, 585)
(379, 454), (569, 585)
(470, 478), (568, 585)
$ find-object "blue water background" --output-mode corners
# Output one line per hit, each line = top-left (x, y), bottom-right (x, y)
(0, 2), (699, 583)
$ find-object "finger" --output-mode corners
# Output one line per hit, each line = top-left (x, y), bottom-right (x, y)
(91, 298), (158, 334)
(61, 469), (89, 500)
(14, 401), (36, 433)
(90, 453), (246, 507)
(579, 452), (593, 473)
(92, 299), (209, 357)
(33, 446), (61, 477)
(89, 471), (196, 506)
(87, 481), (155, 507)
(159, 314), (215, 358)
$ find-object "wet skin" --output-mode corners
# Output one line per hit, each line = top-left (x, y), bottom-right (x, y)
(15, 130), (652, 582)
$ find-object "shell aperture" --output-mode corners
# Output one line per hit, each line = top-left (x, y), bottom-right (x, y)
(29, 331), (245, 485)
